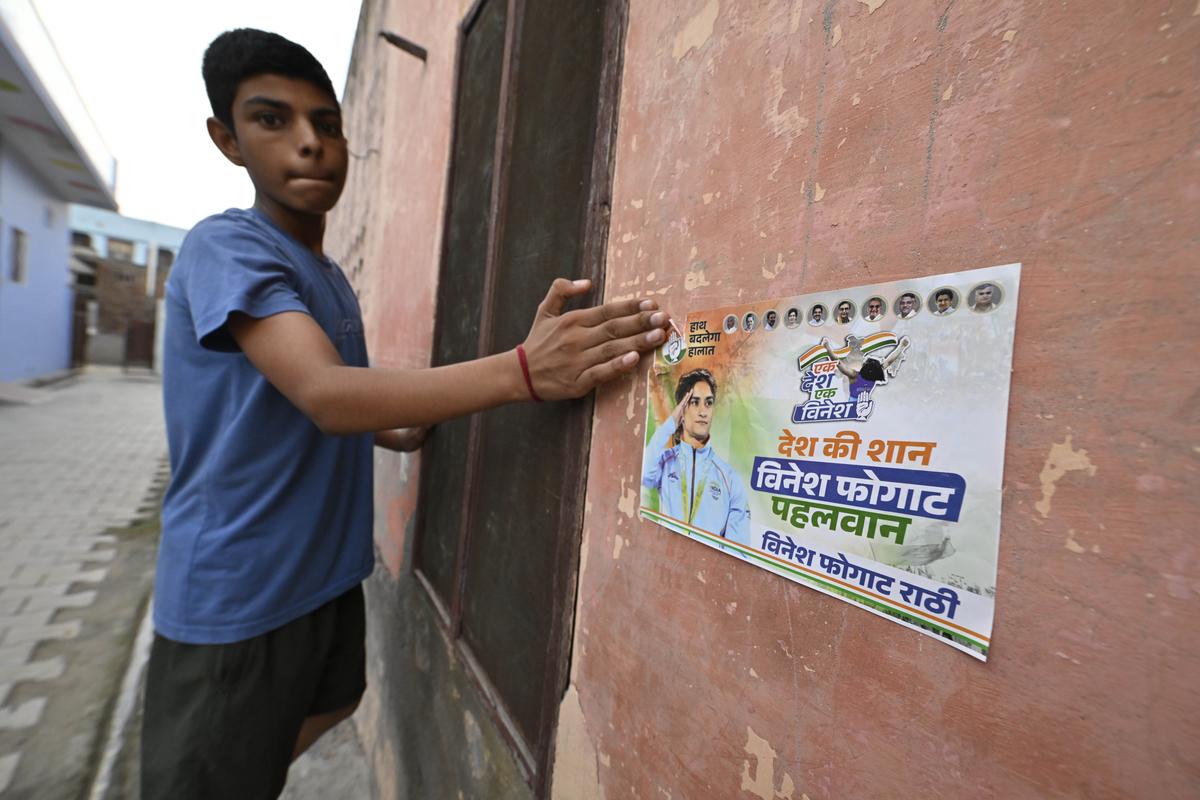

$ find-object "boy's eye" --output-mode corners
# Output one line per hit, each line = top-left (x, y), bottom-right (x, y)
(318, 120), (343, 136)
(259, 112), (283, 127)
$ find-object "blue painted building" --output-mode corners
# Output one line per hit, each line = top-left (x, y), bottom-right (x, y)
(0, 0), (116, 382)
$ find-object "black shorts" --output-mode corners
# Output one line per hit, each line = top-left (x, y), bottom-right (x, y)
(141, 584), (366, 800)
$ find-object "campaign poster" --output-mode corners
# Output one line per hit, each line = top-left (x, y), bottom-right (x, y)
(639, 263), (1020, 660)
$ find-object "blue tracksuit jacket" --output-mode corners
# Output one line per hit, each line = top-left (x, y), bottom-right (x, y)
(642, 423), (751, 547)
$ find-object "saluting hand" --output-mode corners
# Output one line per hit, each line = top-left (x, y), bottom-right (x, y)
(520, 278), (671, 401)
(670, 388), (694, 429)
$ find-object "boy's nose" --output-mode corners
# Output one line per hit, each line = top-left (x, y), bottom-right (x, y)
(295, 121), (322, 157)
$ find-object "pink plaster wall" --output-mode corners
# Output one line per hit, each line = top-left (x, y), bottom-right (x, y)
(561, 1), (1199, 798)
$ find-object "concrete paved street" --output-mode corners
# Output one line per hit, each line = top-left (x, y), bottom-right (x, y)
(0, 367), (369, 799)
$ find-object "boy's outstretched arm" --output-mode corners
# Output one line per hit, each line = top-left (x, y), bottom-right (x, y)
(228, 278), (670, 435)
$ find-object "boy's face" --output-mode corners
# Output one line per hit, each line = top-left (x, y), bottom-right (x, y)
(208, 74), (347, 216)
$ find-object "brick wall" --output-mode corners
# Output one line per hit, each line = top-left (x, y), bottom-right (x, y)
(93, 259), (152, 335)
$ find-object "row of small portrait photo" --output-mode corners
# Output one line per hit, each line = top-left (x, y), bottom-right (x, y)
(721, 282), (1005, 333)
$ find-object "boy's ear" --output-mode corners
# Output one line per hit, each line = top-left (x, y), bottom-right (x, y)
(206, 117), (245, 167)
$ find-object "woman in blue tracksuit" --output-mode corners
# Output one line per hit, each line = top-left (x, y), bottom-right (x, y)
(642, 369), (751, 547)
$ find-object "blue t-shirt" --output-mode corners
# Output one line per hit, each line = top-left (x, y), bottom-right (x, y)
(155, 208), (374, 644)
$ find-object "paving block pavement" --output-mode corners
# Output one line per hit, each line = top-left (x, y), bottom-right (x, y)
(0, 368), (373, 798)
(0, 369), (166, 798)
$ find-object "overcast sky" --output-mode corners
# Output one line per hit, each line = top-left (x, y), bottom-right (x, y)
(32, 0), (362, 231)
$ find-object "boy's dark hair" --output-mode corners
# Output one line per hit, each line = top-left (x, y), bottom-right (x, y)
(202, 28), (338, 134)
(675, 369), (717, 405)
(936, 289), (953, 301)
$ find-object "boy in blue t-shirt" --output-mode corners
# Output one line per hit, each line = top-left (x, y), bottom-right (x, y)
(142, 28), (670, 799)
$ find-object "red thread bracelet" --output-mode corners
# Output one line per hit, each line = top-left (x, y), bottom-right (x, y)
(516, 344), (543, 402)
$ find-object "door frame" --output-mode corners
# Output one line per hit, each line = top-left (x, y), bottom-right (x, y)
(411, 0), (631, 792)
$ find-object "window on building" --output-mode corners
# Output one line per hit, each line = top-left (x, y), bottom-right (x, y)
(9, 228), (27, 284)
(155, 249), (175, 300)
(107, 238), (134, 262)
(413, 0), (620, 791)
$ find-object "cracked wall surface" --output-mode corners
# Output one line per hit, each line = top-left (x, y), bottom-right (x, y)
(562, 0), (1198, 798)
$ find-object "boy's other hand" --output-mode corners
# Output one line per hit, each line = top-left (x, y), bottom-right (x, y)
(521, 278), (670, 401)
(374, 426), (429, 452)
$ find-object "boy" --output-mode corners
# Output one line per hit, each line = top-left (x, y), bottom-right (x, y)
(142, 29), (670, 798)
